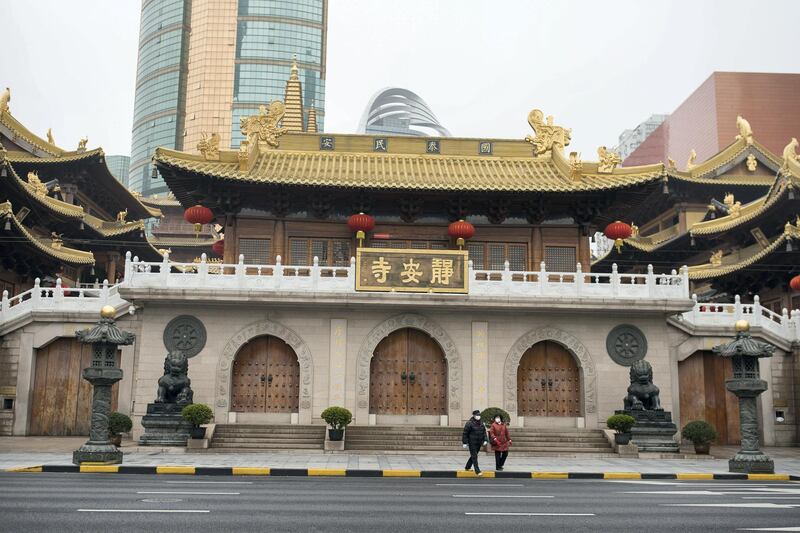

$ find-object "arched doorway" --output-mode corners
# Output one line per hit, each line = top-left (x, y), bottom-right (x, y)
(369, 328), (447, 421)
(231, 335), (299, 414)
(678, 351), (740, 444)
(517, 341), (580, 417)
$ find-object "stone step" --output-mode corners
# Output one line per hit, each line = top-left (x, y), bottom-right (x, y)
(345, 433), (608, 441)
(345, 444), (613, 453)
(213, 429), (325, 436)
(210, 442), (323, 450)
(345, 441), (610, 450)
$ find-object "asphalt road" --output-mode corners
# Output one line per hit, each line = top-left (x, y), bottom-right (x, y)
(1, 473), (799, 532)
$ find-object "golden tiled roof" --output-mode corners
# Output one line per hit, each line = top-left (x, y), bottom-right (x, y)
(149, 236), (216, 247)
(83, 214), (146, 237)
(676, 138), (782, 180)
(139, 195), (180, 207)
(689, 232), (789, 280)
(0, 201), (95, 265)
(0, 109), (65, 157)
(623, 225), (682, 252)
(155, 141), (665, 193)
(3, 162), (85, 218)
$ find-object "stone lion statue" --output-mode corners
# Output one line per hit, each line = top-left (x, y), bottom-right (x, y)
(155, 351), (194, 405)
(623, 360), (662, 411)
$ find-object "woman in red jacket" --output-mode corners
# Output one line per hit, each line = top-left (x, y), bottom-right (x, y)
(488, 415), (511, 471)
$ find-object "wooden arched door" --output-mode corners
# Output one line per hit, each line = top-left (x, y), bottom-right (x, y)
(517, 341), (580, 417)
(678, 351), (740, 444)
(231, 336), (300, 413)
(369, 328), (447, 416)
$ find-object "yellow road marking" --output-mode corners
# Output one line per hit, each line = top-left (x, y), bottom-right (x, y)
(457, 471), (496, 478)
(603, 472), (641, 479)
(307, 468), (346, 476)
(156, 466), (196, 475)
(383, 469), (421, 477)
(747, 473), (790, 481)
(6, 465), (42, 473)
(676, 473), (714, 480)
(232, 467), (270, 476)
(532, 472), (569, 479)
(80, 465), (119, 473)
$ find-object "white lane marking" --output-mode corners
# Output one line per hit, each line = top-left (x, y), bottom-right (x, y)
(140, 498), (183, 503)
(466, 512), (595, 517)
(608, 481), (773, 487)
(453, 494), (553, 499)
(662, 503), (800, 509)
(164, 481), (252, 484)
(137, 491), (240, 495)
(743, 497), (800, 499)
(436, 483), (524, 487)
(736, 526), (800, 531)
(78, 509), (210, 513)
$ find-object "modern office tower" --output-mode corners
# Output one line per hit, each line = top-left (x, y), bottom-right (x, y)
(105, 155), (131, 187)
(358, 88), (451, 137)
(613, 114), (668, 161)
(129, 0), (327, 195)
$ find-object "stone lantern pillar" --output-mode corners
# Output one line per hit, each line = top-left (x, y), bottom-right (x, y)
(72, 305), (135, 465)
(711, 319), (775, 474)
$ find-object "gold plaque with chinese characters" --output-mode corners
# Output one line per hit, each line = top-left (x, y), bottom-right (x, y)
(355, 248), (469, 294)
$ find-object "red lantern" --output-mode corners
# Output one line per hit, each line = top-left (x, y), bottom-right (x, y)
(184, 205), (214, 236)
(604, 221), (633, 253)
(212, 239), (225, 257)
(448, 220), (475, 249)
(790, 275), (800, 292)
(347, 213), (375, 247)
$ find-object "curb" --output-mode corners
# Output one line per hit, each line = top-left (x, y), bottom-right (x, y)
(4, 465), (796, 481)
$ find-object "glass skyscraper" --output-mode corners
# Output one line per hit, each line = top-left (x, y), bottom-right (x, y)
(129, 0), (327, 195)
(106, 155), (131, 187)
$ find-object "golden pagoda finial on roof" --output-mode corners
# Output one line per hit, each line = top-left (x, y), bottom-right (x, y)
(282, 55), (304, 133)
(736, 115), (753, 145)
(46, 128), (55, 145)
(0, 87), (9, 113)
(290, 54), (299, 81)
(307, 101), (318, 133)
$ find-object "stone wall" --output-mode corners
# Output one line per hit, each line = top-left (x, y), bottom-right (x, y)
(771, 350), (799, 446)
(0, 330), (20, 436)
(129, 303), (676, 438)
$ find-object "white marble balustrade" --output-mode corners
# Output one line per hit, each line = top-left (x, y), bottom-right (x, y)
(0, 278), (126, 332)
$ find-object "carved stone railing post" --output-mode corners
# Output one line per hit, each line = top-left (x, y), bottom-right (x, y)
(646, 264), (655, 298)
(611, 263), (620, 297)
(311, 256), (320, 291)
(72, 306), (135, 465)
(236, 254), (245, 288)
(538, 261), (547, 296)
(575, 263), (584, 296)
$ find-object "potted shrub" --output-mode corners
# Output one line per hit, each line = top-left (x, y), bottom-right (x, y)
(321, 406), (352, 441)
(108, 412), (132, 447)
(681, 420), (717, 454)
(181, 403), (213, 440)
(607, 414), (636, 445)
(480, 407), (511, 427)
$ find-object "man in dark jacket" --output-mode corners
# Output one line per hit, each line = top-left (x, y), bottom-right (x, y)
(462, 409), (488, 475)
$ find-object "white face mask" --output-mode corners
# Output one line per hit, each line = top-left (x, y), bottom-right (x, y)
(474, 415), (481, 421)
(495, 417), (501, 423)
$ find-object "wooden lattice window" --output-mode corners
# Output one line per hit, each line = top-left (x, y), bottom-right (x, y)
(544, 246), (577, 272)
(467, 242), (527, 271)
(239, 238), (271, 264)
(289, 238), (351, 266)
(368, 239), (447, 250)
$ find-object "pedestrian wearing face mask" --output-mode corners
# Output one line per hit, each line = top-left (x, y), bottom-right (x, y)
(488, 414), (511, 471)
(462, 409), (488, 476)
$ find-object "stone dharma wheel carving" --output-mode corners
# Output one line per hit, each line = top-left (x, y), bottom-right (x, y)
(163, 315), (207, 359)
(606, 324), (647, 366)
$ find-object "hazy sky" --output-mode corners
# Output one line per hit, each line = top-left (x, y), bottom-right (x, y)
(2, 0), (799, 157)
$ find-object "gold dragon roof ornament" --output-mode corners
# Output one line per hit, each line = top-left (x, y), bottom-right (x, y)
(197, 132), (220, 161)
(27, 171), (48, 196)
(686, 149), (697, 170)
(736, 115), (753, 145)
(525, 109), (571, 156)
(240, 100), (287, 149)
(0, 87), (9, 113)
(783, 138), (799, 171)
(596, 146), (622, 174)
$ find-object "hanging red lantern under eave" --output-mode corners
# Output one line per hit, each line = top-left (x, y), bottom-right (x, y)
(184, 205), (214, 235)
(212, 238), (225, 257)
(604, 220), (633, 253)
(448, 219), (475, 249)
(347, 213), (375, 247)
(790, 274), (800, 292)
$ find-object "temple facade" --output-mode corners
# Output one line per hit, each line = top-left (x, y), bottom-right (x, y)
(0, 86), (797, 450)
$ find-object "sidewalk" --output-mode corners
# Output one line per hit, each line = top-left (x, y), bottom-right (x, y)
(1, 437), (799, 475)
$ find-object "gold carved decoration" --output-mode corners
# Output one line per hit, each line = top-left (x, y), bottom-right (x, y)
(746, 153), (757, 172)
(596, 146), (621, 173)
(568, 152), (583, 179)
(240, 101), (287, 149)
(157, 248), (172, 257)
(736, 115), (753, 145)
(0, 87), (9, 113)
(710, 249), (723, 267)
(197, 132), (220, 161)
(46, 128), (55, 145)
(238, 140), (250, 171)
(686, 149), (697, 170)
(525, 109), (571, 155)
(667, 157), (677, 170)
(724, 192), (741, 217)
(77, 137), (88, 152)
(630, 223), (640, 238)
(27, 171), (48, 196)
(782, 137), (799, 170)
(50, 232), (63, 250)
(116, 209), (128, 223)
